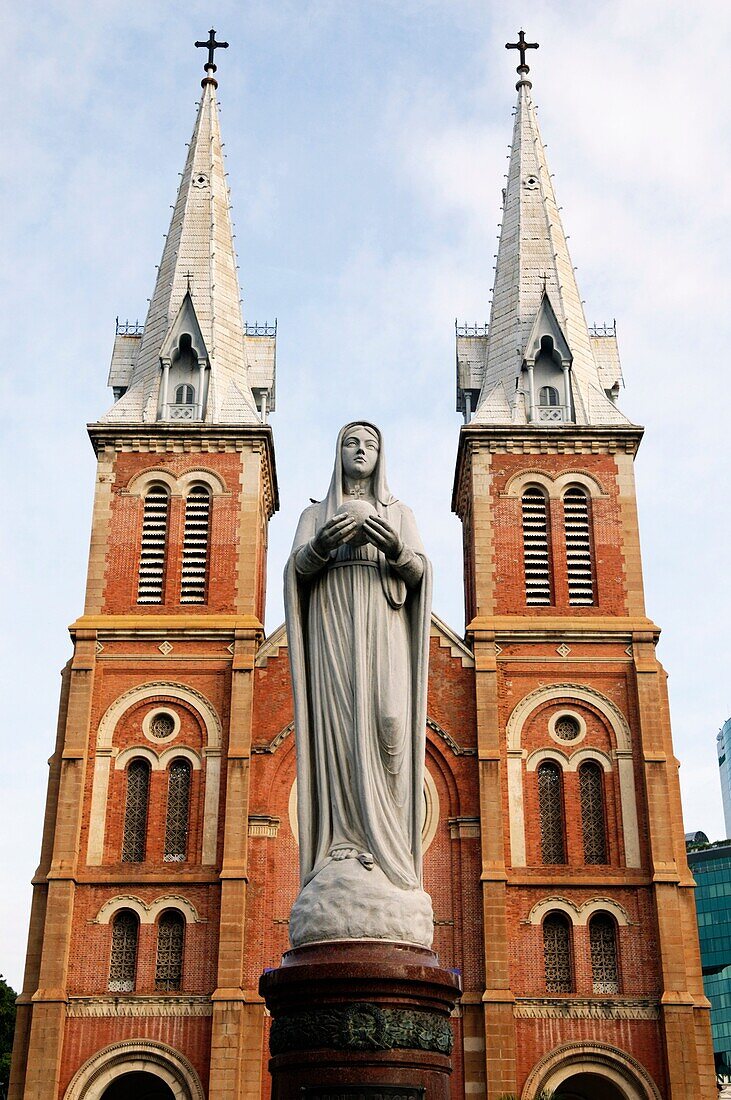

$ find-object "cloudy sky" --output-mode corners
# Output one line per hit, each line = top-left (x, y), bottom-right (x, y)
(1, 1), (730, 991)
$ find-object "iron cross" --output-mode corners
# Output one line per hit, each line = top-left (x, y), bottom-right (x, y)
(195, 28), (229, 71)
(506, 30), (539, 73)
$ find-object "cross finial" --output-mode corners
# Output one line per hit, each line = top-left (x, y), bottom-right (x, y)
(183, 271), (194, 293)
(195, 28), (229, 89)
(506, 30), (539, 89)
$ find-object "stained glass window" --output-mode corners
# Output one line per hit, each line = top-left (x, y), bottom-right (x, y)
(180, 486), (211, 604)
(108, 910), (138, 992)
(580, 762), (608, 864)
(122, 759), (150, 863)
(522, 488), (552, 605)
(564, 486), (595, 605)
(155, 910), (185, 991)
(538, 762), (566, 864)
(590, 913), (619, 993)
(137, 485), (169, 604)
(164, 759), (191, 862)
(543, 912), (573, 993)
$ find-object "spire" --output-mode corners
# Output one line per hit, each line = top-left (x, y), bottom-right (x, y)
(102, 35), (271, 427)
(462, 34), (629, 428)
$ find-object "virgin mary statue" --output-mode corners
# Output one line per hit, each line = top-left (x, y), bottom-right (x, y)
(284, 422), (434, 947)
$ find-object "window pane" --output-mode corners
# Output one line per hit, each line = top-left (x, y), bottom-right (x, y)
(122, 759), (150, 863)
(108, 910), (138, 992)
(543, 913), (572, 993)
(164, 759), (191, 862)
(155, 910), (185, 991)
(580, 762), (608, 864)
(538, 763), (566, 864)
(590, 914), (619, 993)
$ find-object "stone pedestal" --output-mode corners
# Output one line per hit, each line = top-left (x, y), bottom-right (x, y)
(259, 941), (462, 1099)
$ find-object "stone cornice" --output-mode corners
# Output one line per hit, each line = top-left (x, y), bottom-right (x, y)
(468, 615), (660, 642)
(452, 422), (644, 514)
(66, 996), (213, 1018)
(514, 997), (659, 1021)
(87, 421), (279, 514)
(69, 614), (263, 641)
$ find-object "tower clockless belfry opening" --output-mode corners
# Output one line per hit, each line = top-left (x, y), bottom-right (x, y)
(10, 28), (714, 1100)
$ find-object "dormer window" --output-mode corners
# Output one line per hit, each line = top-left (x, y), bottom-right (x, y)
(539, 385), (560, 407)
(175, 383), (195, 406)
(157, 293), (210, 422)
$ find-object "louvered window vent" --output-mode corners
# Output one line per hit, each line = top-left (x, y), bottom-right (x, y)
(180, 486), (211, 604)
(564, 487), (595, 605)
(522, 488), (552, 605)
(137, 485), (170, 604)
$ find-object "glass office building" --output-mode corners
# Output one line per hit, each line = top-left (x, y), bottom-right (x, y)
(688, 840), (731, 1079)
(717, 718), (731, 838)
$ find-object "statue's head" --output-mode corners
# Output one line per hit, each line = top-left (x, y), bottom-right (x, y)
(340, 423), (380, 481)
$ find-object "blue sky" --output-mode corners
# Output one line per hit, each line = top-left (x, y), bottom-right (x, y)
(1, 0), (730, 990)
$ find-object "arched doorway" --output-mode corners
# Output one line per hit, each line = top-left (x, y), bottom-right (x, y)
(101, 1073), (175, 1100)
(555, 1073), (628, 1099)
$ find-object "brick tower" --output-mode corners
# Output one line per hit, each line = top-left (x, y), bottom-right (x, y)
(10, 43), (278, 1100)
(450, 38), (715, 1098)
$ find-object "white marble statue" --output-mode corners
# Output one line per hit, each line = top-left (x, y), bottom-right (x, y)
(284, 422), (434, 947)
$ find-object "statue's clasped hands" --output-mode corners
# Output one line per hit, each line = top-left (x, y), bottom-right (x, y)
(313, 512), (403, 560)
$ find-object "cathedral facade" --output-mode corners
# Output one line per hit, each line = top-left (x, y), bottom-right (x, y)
(10, 38), (715, 1100)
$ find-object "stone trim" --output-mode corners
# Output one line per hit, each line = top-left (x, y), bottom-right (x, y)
(248, 814), (280, 838)
(87, 681), (222, 866)
(514, 997), (659, 1021)
(62, 1037), (205, 1100)
(525, 746), (613, 773)
(503, 468), (608, 499)
(67, 996), (213, 1018)
(522, 1039), (662, 1100)
(505, 683), (640, 871)
(93, 893), (202, 925)
(525, 895), (630, 927)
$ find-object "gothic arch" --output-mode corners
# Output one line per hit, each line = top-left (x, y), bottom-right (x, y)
(62, 1039), (204, 1100)
(87, 682), (222, 867)
(522, 1040), (661, 1100)
(506, 684), (640, 869)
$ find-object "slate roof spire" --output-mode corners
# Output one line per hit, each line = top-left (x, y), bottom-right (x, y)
(102, 35), (272, 426)
(458, 34), (630, 428)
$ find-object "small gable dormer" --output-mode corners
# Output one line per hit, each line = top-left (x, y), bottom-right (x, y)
(158, 292), (210, 421)
(523, 293), (574, 423)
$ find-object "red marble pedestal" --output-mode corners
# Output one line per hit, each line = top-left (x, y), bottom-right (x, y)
(259, 940), (462, 1099)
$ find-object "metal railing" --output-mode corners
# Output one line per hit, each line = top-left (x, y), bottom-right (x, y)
(456, 321), (489, 338)
(116, 317), (144, 336)
(245, 321), (277, 337)
(589, 320), (616, 338)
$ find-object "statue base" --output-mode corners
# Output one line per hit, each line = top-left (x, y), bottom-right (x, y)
(290, 857), (434, 948)
(259, 940), (462, 1099)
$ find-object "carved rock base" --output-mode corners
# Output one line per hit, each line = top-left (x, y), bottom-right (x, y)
(289, 858), (434, 948)
(259, 940), (461, 1100)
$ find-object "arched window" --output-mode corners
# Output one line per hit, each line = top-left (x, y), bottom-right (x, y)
(589, 913), (619, 993)
(137, 484), (170, 604)
(108, 910), (139, 992)
(122, 759), (150, 863)
(180, 486), (211, 604)
(580, 761), (608, 864)
(563, 486), (595, 605)
(175, 383), (195, 405)
(538, 762), (566, 864)
(543, 912), (573, 993)
(539, 385), (560, 406)
(164, 759), (191, 862)
(521, 487), (552, 605)
(155, 910), (185, 991)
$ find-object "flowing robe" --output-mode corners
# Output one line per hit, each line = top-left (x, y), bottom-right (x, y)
(285, 497), (432, 892)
